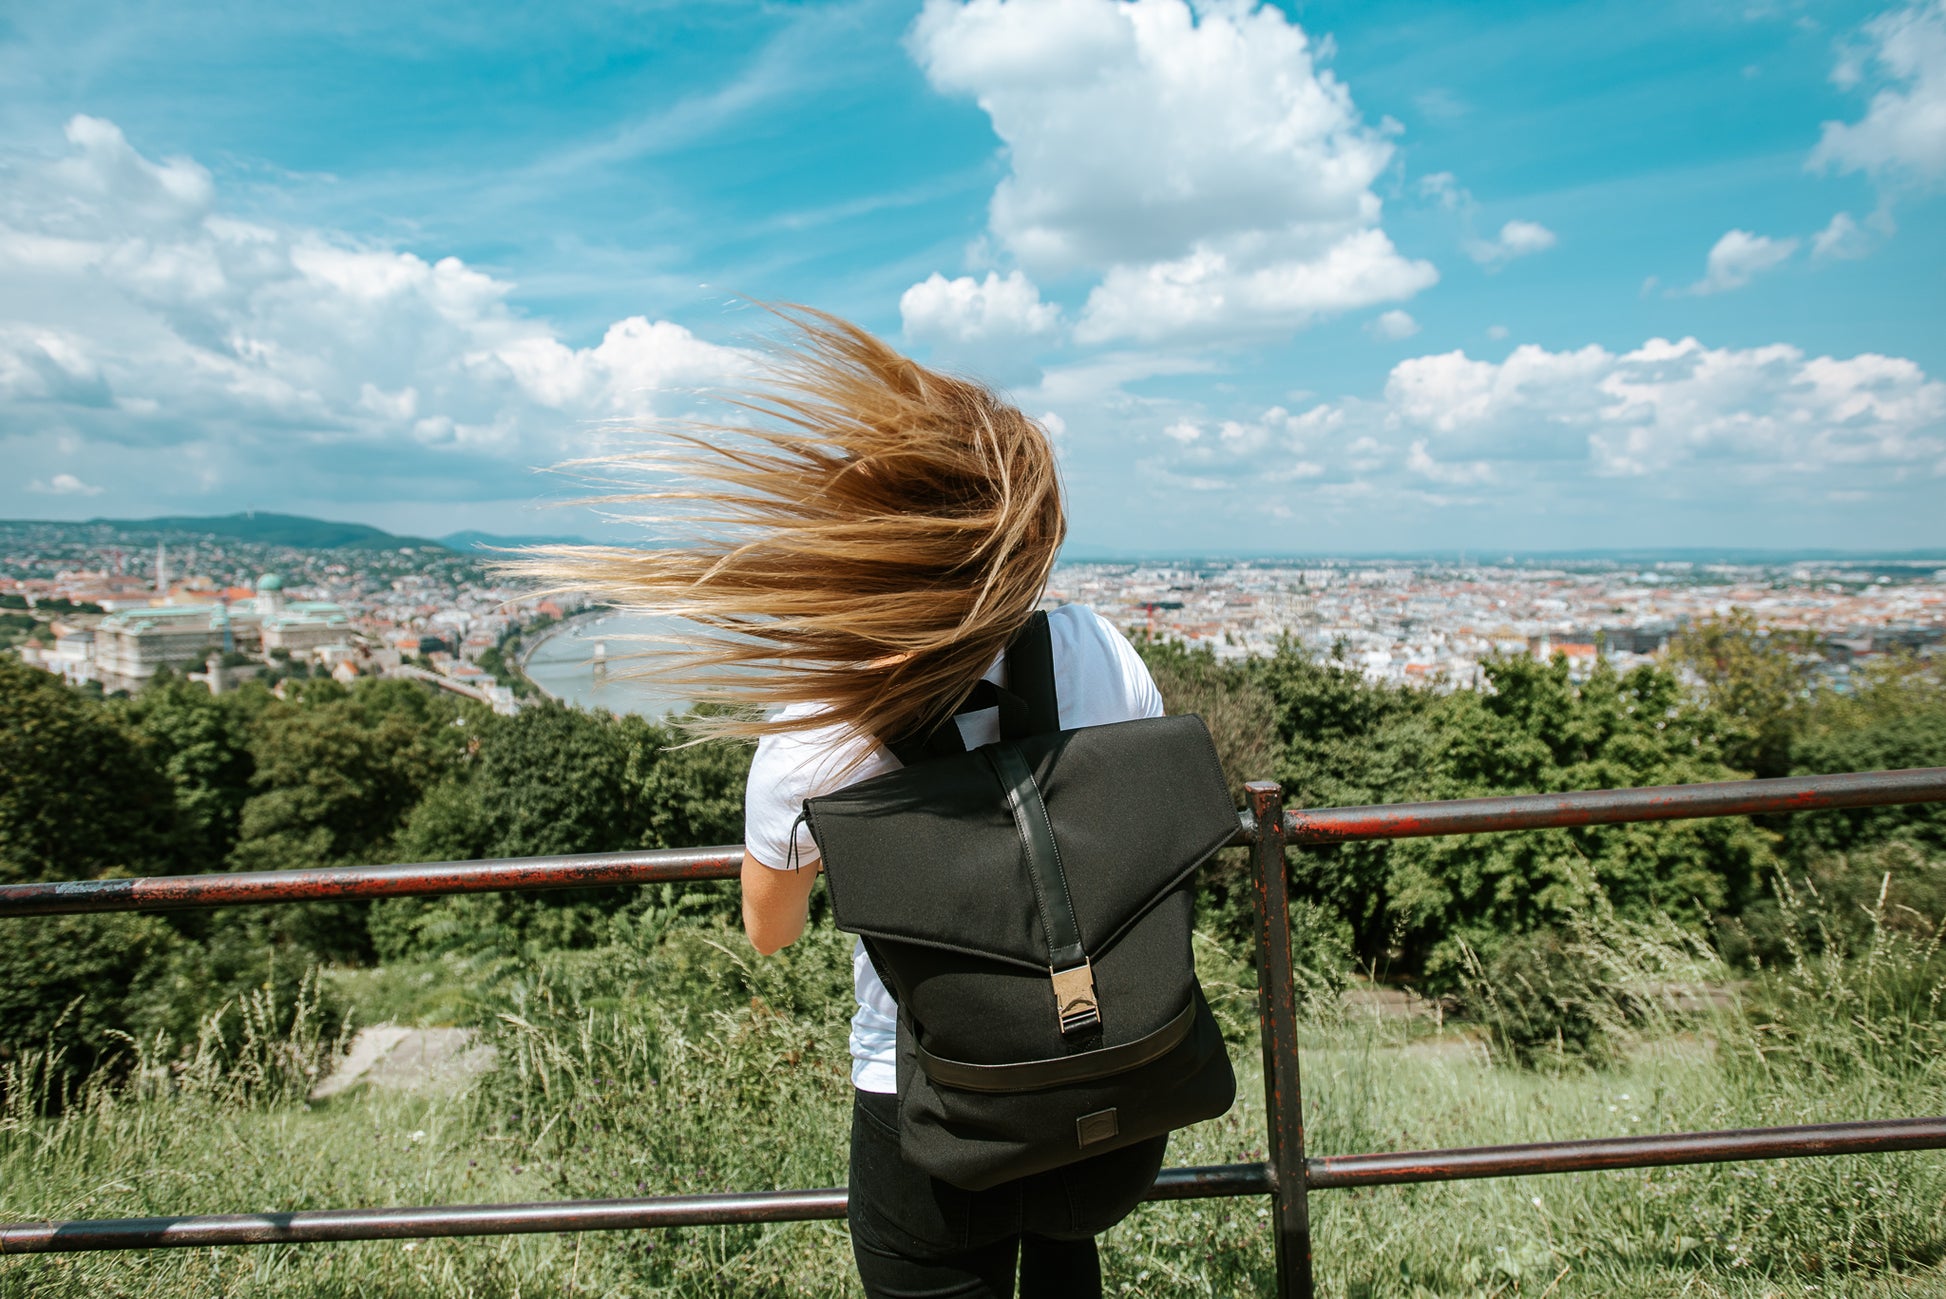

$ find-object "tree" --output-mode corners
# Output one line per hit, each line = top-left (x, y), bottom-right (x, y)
(0, 656), (179, 885)
(639, 713), (757, 851)
(0, 912), (179, 1089)
(1257, 645), (1439, 964)
(1785, 656), (1946, 859)
(228, 677), (480, 957)
(1209, 644), (1776, 982)
(117, 676), (255, 873)
(1138, 638), (1280, 803)
(374, 703), (753, 959)
(1666, 610), (1819, 778)
(1380, 655), (1774, 981)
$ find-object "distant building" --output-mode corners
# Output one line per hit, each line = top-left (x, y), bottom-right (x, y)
(90, 572), (353, 692)
(260, 603), (354, 658)
(43, 629), (95, 687)
(94, 604), (256, 692)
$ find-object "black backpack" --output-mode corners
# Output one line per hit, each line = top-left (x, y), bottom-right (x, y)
(805, 611), (1238, 1191)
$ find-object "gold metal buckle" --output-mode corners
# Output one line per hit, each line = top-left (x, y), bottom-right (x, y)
(1051, 961), (1100, 1034)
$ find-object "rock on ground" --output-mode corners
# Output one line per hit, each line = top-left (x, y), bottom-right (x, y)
(311, 1026), (497, 1100)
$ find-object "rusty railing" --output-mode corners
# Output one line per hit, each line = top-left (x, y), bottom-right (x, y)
(2, 766), (1945, 1297)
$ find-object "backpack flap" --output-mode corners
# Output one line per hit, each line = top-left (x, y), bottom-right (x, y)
(807, 713), (1236, 974)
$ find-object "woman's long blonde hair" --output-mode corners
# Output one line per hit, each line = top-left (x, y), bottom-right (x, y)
(504, 305), (1065, 752)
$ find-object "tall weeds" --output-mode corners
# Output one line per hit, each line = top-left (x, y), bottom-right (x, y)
(4, 913), (1944, 1297)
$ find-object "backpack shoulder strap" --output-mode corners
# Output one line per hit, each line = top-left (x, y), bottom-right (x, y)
(1001, 609), (1058, 738)
(886, 610), (1059, 763)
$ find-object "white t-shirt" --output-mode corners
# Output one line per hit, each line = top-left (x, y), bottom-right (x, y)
(742, 603), (1166, 1093)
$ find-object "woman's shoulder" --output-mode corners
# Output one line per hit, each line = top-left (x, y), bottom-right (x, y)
(1047, 602), (1142, 665)
(1045, 603), (1163, 724)
(749, 705), (886, 799)
(1047, 601), (1122, 646)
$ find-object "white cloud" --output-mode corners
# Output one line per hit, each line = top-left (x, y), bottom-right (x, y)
(1127, 400), (1339, 495)
(1056, 334), (1944, 545)
(1811, 211), (1875, 260)
(1382, 337), (1946, 477)
(1384, 344), (1613, 438)
(1418, 172), (1465, 212)
(909, 0), (1435, 343)
(1075, 228), (1436, 345)
(30, 472), (103, 496)
(1419, 173), (1554, 271)
(1406, 438), (1493, 485)
(1811, 0), (1946, 186)
(0, 116), (747, 513)
(899, 270), (1063, 385)
(1466, 219), (1558, 269)
(1413, 88), (1469, 122)
(1368, 309), (1421, 340)
(900, 270), (1060, 345)
(1685, 229), (1798, 294)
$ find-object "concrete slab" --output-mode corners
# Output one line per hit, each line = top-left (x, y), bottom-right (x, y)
(310, 1025), (497, 1100)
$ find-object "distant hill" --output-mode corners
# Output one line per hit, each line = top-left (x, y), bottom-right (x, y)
(2, 512), (603, 552)
(69, 512), (449, 550)
(440, 529), (595, 553)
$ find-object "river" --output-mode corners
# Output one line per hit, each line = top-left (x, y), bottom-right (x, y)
(519, 611), (692, 718)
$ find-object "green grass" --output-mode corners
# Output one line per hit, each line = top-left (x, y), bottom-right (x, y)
(3, 913), (1944, 1298)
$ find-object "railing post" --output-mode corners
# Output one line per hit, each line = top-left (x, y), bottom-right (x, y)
(1246, 780), (1314, 1299)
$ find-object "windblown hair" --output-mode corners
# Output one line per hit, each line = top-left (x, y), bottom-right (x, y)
(504, 305), (1065, 755)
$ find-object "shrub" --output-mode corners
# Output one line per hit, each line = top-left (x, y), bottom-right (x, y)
(0, 656), (181, 885)
(1458, 917), (1723, 1070)
(1716, 841), (1946, 970)
(1785, 658), (1946, 860)
(0, 912), (180, 1096)
(373, 705), (752, 961)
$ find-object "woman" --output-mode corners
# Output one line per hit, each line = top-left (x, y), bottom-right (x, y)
(526, 307), (1170, 1298)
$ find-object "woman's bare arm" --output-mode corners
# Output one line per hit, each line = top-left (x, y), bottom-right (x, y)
(740, 851), (821, 955)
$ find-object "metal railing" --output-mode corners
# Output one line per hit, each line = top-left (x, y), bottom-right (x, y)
(3, 766), (1945, 1297)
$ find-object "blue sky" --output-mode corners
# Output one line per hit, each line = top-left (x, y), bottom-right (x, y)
(2, 0), (1941, 554)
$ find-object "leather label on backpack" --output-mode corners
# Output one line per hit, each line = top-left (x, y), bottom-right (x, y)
(1075, 1108), (1120, 1148)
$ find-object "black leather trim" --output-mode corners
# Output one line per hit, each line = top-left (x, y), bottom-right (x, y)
(1004, 611), (1058, 735)
(886, 611), (1053, 764)
(916, 999), (1200, 1094)
(985, 741), (1085, 971)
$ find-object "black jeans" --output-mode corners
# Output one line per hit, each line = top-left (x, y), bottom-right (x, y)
(847, 1088), (1167, 1299)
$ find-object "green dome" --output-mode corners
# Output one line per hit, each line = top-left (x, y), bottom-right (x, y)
(256, 573), (285, 592)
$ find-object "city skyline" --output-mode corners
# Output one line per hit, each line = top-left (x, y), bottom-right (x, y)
(3, 0), (1942, 552)
(7, 515), (1940, 708)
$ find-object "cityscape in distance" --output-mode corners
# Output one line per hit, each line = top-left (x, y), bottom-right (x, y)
(5, 514), (1942, 711)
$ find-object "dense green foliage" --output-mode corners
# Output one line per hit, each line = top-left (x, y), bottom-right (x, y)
(2, 616), (1942, 1090)
(0, 665), (754, 1083)
(1786, 660), (1946, 859)
(4, 894), (1943, 1297)
(0, 657), (180, 884)
(372, 703), (749, 958)
(1143, 641), (1784, 982)
(1, 614), (1944, 1291)
(1665, 610), (1821, 778)
(118, 676), (256, 871)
